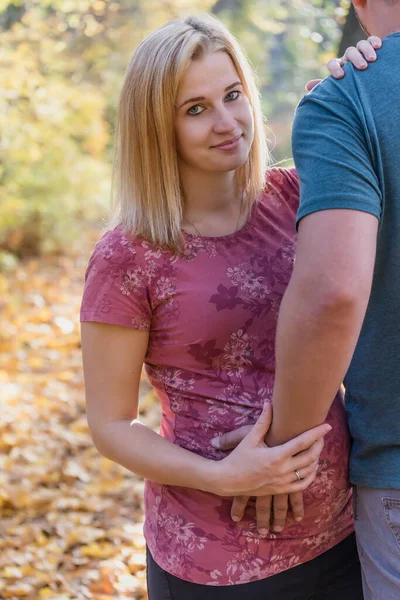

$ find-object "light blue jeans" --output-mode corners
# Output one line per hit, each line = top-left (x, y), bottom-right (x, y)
(354, 486), (400, 600)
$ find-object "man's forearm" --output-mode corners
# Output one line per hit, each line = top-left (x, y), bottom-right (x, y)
(268, 275), (369, 445)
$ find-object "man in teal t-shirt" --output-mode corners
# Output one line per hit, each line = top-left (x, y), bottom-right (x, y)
(266, 1), (400, 598)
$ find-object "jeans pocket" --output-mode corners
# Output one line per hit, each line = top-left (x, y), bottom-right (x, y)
(382, 497), (400, 551)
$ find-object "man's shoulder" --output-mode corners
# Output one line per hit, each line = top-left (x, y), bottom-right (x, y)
(301, 34), (400, 112)
(298, 68), (358, 112)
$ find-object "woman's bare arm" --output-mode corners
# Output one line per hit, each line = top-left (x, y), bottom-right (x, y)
(81, 321), (330, 497)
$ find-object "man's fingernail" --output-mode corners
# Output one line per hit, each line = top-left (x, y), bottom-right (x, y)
(258, 528), (268, 535)
(366, 54), (375, 60)
(358, 61), (367, 68)
(273, 526), (283, 532)
(211, 437), (220, 449)
(232, 515), (240, 522)
(295, 517), (303, 522)
(334, 69), (344, 78)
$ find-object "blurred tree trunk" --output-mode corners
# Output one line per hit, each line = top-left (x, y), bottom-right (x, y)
(0, 2), (26, 30)
(338, 4), (365, 57)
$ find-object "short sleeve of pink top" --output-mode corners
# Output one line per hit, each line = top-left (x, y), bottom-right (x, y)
(80, 168), (353, 586)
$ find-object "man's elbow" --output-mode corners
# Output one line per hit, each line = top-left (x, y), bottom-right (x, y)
(297, 271), (372, 318)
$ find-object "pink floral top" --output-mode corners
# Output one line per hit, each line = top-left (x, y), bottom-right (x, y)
(80, 168), (353, 586)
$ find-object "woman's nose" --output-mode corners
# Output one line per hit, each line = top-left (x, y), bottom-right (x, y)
(212, 106), (236, 134)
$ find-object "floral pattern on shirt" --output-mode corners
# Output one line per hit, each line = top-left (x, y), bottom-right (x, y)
(80, 168), (353, 586)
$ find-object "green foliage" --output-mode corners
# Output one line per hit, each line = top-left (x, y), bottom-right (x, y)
(0, 0), (350, 256)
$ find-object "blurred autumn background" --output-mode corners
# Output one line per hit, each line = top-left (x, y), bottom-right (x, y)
(0, 1), (362, 598)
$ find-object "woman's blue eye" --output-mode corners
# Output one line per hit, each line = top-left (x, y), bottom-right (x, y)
(186, 91), (240, 116)
(187, 105), (204, 116)
(225, 90), (240, 102)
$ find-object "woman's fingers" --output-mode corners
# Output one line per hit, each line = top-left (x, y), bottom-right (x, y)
(282, 423), (331, 458)
(291, 439), (324, 472)
(367, 35), (382, 50)
(342, 38), (382, 69)
(356, 39), (377, 61)
(245, 402), (272, 445)
(327, 37), (382, 81)
(289, 459), (319, 484)
(305, 78), (322, 92)
(286, 470), (316, 494)
(256, 495), (272, 534)
(230, 495), (250, 523)
(245, 460), (318, 497)
(343, 46), (368, 69)
(327, 58), (344, 79)
(305, 79), (322, 92)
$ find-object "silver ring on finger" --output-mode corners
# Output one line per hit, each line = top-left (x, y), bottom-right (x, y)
(294, 469), (302, 481)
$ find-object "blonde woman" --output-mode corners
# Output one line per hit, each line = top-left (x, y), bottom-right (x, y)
(80, 15), (380, 599)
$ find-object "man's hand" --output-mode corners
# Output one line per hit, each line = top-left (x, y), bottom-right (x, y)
(229, 490), (305, 535)
(211, 424), (252, 452)
(212, 423), (316, 533)
(270, 492), (305, 533)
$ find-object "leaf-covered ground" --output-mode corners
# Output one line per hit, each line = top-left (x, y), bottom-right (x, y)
(0, 233), (159, 599)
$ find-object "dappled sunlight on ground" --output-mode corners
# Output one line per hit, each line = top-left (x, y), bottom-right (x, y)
(0, 234), (159, 599)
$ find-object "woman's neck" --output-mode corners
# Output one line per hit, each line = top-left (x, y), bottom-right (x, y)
(180, 166), (241, 219)
(179, 166), (247, 237)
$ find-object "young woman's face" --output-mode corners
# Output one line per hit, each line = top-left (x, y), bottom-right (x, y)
(175, 51), (254, 175)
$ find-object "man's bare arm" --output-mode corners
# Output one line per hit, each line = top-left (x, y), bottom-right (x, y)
(268, 208), (378, 446)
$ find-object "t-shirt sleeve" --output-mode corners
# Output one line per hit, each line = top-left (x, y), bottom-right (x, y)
(264, 166), (300, 213)
(80, 228), (152, 331)
(292, 80), (382, 227)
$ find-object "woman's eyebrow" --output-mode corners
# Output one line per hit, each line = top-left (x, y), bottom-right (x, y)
(177, 81), (243, 109)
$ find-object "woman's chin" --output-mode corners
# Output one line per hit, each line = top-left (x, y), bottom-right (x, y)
(207, 151), (250, 173)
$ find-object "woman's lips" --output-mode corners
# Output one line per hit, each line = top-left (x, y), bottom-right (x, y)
(212, 135), (242, 151)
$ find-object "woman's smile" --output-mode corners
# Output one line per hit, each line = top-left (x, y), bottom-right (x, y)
(211, 134), (243, 151)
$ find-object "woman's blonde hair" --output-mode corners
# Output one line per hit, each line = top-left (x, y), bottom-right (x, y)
(110, 13), (269, 251)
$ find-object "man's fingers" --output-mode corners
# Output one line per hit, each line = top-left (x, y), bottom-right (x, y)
(256, 495), (272, 535)
(212, 425), (252, 450)
(289, 492), (304, 522)
(272, 494), (288, 532)
(231, 496), (250, 523)
(283, 423), (331, 458)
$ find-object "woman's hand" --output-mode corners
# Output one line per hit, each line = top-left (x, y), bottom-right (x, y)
(306, 36), (382, 92)
(212, 403), (329, 498)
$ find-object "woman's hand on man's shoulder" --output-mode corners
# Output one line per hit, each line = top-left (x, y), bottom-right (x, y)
(305, 36), (383, 92)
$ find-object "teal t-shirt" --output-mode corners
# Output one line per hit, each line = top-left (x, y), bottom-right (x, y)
(292, 33), (400, 489)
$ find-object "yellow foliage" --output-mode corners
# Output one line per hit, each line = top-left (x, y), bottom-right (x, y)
(0, 238), (159, 598)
